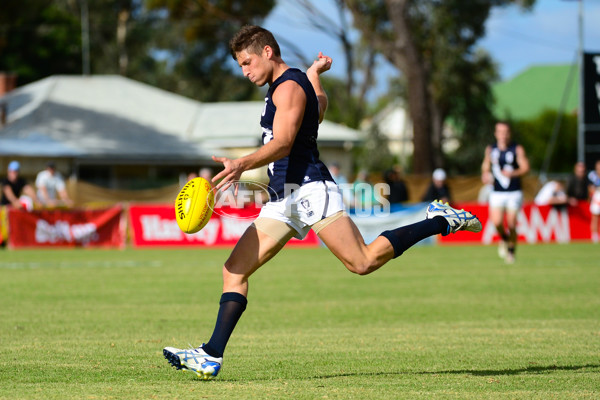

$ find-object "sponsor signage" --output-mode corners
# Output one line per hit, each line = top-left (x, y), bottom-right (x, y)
(129, 204), (320, 247)
(439, 203), (592, 244)
(4, 202), (592, 248)
(7, 206), (125, 248)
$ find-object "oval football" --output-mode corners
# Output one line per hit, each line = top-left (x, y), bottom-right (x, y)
(175, 177), (214, 234)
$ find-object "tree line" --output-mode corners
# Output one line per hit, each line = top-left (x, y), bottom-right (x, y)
(1, 0), (578, 175)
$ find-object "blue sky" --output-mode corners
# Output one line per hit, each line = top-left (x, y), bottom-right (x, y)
(264, 0), (600, 92)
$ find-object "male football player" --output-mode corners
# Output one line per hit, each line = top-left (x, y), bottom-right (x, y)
(164, 25), (482, 380)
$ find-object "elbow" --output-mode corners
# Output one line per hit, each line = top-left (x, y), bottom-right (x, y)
(278, 142), (293, 158)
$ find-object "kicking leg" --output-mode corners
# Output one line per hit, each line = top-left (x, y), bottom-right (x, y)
(317, 201), (480, 275)
(317, 214), (396, 275)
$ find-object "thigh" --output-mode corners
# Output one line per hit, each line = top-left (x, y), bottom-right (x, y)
(223, 223), (286, 294)
(317, 215), (393, 269)
(504, 192), (522, 227)
(488, 205), (505, 227)
(489, 192), (513, 226)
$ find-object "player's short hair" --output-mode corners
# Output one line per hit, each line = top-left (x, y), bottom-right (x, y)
(229, 25), (281, 60)
(495, 120), (512, 131)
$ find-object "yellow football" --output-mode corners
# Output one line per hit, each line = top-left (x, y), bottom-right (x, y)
(175, 177), (215, 234)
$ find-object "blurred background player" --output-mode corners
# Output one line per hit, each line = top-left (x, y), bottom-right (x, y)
(1, 161), (41, 210)
(35, 161), (73, 208)
(481, 121), (530, 264)
(588, 160), (600, 243)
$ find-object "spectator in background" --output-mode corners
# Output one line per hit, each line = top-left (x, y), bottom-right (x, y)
(200, 168), (213, 184)
(566, 161), (589, 206)
(1, 161), (41, 209)
(422, 168), (451, 204)
(352, 169), (377, 209)
(588, 160), (600, 243)
(384, 166), (409, 204)
(36, 161), (73, 207)
(329, 162), (351, 206)
(187, 171), (198, 182)
(329, 162), (348, 185)
(534, 180), (568, 208)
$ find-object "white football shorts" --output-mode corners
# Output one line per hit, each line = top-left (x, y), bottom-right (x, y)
(257, 180), (344, 240)
(488, 190), (523, 212)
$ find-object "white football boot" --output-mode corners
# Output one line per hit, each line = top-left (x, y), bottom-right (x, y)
(498, 240), (508, 259)
(426, 200), (482, 235)
(163, 345), (222, 380)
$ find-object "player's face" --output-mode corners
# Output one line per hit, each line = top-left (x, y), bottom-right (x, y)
(236, 48), (271, 87)
(494, 123), (511, 147)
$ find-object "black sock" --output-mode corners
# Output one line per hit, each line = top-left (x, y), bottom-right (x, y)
(203, 292), (247, 358)
(380, 216), (449, 258)
(497, 228), (509, 242)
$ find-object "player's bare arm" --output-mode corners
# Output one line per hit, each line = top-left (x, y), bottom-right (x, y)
(512, 145), (530, 177)
(306, 52), (332, 123)
(212, 80), (306, 191)
(481, 145), (493, 184)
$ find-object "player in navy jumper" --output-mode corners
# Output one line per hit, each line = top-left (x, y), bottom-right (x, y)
(163, 25), (482, 379)
(481, 121), (530, 264)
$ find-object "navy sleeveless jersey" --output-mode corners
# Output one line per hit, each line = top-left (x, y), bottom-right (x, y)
(490, 142), (521, 192)
(260, 68), (334, 199)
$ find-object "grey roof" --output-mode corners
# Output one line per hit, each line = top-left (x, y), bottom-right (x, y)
(0, 75), (210, 162)
(0, 75), (362, 161)
(188, 101), (362, 148)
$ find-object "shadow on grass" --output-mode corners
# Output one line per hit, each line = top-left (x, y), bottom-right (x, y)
(307, 363), (600, 380)
(417, 363), (600, 377)
(218, 364), (600, 382)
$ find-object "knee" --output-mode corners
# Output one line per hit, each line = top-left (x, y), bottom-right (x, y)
(344, 260), (376, 276)
(222, 262), (242, 283)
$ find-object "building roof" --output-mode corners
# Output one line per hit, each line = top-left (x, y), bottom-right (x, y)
(0, 75), (362, 161)
(493, 64), (579, 121)
(0, 75), (212, 162)
(187, 101), (362, 148)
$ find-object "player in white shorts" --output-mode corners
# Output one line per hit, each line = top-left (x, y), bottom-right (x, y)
(163, 25), (482, 380)
(482, 121), (530, 264)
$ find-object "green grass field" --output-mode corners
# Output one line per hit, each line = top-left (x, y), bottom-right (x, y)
(1, 243), (599, 399)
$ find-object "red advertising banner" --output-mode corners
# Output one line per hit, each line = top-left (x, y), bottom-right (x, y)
(7, 206), (125, 248)
(439, 202), (593, 244)
(129, 204), (320, 247)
